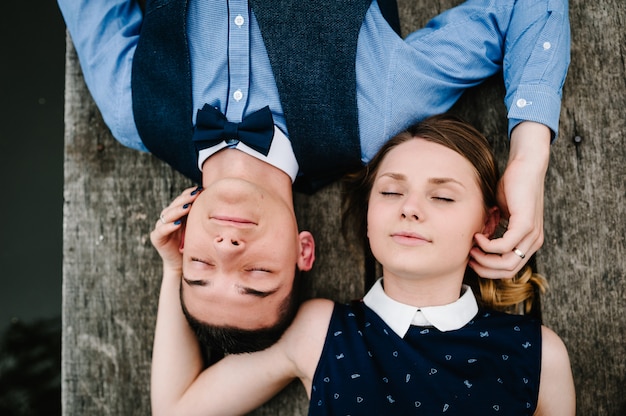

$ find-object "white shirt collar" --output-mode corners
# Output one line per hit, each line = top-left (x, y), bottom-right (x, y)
(197, 126), (299, 182)
(362, 278), (478, 337)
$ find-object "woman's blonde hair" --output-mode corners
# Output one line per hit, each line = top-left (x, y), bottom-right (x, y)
(342, 114), (546, 314)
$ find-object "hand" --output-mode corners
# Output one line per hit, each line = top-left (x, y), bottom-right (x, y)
(150, 186), (202, 272)
(469, 122), (550, 278)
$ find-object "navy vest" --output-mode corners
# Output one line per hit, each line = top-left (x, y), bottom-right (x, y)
(132, 0), (400, 192)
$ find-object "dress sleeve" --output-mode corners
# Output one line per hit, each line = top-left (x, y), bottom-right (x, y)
(57, 0), (148, 151)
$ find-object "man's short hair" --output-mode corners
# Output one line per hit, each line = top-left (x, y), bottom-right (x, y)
(179, 277), (300, 354)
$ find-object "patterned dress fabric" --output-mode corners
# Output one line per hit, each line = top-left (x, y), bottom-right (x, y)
(309, 301), (541, 415)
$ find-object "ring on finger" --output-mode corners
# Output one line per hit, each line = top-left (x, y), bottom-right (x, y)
(159, 214), (167, 224)
(513, 248), (526, 259)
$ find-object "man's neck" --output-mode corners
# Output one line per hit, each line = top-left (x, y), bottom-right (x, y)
(201, 148), (294, 203)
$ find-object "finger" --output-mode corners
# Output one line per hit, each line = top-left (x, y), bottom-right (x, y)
(151, 217), (183, 240)
(157, 186), (202, 225)
(469, 248), (524, 279)
(474, 228), (525, 255)
(167, 186), (203, 210)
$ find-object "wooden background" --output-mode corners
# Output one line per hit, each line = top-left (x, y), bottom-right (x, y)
(62, 0), (625, 414)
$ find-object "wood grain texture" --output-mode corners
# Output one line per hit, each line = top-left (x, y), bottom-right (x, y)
(63, 1), (625, 414)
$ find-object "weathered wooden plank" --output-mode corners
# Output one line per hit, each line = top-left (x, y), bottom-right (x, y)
(539, 1), (626, 413)
(62, 36), (192, 415)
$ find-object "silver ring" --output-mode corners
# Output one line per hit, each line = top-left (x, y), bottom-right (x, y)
(513, 248), (526, 259)
(159, 214), (167, 224)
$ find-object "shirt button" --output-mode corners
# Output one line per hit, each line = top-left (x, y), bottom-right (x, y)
(234, 15), (245, 27)
(543, 41), (551, 50)
(233, 89), (243, 101)
(516, 98), (527, 108)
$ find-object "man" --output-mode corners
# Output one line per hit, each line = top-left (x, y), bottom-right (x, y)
(57, 0), (570, 352)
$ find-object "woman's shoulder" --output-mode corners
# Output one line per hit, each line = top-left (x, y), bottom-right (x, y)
(279, 299), (336, 380)
(540, 325), (572, 374)
(535, 325), (576, 415)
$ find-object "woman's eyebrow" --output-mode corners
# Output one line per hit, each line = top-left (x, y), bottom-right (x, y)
(379, 172), (406, 181)
(427, 177), (466, 188)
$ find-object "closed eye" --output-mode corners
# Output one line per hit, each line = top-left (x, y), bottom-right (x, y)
(247, 267), (272, 273)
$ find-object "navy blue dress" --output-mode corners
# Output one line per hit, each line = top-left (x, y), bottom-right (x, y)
(309, 301), (541, 415)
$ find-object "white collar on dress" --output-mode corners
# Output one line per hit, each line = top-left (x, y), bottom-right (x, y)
(362, 278), (478, 337)
(197, 126), (299, 182)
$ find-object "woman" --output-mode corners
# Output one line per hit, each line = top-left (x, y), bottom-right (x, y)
(150, 115), (575, 415)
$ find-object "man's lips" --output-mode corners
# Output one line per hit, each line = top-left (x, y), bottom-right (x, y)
(391, 231), (431, 246)
(210, 216), (257, 227)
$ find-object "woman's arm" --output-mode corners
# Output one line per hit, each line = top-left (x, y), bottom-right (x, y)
(535, 326), (576, 415)
(151, 266), (298, 415)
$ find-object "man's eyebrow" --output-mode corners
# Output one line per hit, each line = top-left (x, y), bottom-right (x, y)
(239, 286), (278, 298)
(182, 276), (207, 286)
(181, 275), (279, 298)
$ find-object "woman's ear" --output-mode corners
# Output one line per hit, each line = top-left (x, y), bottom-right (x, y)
(481, 206), (500, 238)
(296, 231), (316, 272)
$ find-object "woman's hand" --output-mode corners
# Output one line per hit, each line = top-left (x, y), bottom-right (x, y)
(150, 186), (202, 272)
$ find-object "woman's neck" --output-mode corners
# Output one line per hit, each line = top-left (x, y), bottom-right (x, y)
(380, 272), (465, 308)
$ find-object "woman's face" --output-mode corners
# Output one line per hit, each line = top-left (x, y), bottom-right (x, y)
(367, 138), (492, 284)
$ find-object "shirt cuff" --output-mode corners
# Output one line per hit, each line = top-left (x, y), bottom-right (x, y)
(507, 84), (562, 142)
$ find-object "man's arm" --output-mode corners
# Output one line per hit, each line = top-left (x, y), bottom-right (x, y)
(57, 0), (146, 151)
(470, 121), (550, 278)
(471, 0), (570, 277)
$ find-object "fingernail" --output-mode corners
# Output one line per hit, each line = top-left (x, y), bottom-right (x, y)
(174, 220), (182, 225)
(183, 203), (190, 209)
(191, 187), (203, 195)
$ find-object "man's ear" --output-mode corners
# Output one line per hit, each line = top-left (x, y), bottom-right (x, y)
(481, 206), (500, 238)
(296, 231), (315, 272)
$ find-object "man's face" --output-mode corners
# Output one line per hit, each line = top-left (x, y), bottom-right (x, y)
(180, 177), (314, 330)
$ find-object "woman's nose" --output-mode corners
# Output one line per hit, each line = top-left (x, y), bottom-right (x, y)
(401, 197), (422, 221)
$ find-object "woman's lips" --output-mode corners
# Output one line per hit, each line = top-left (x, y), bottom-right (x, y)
(391, 231), (431, 246)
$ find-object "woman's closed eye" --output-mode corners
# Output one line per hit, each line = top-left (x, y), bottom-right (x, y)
(380, 191), (403, 196)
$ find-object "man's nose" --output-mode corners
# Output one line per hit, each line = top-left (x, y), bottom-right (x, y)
(213, 234), (245, 252)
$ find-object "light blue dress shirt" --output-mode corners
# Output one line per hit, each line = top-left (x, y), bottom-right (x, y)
(58, 0), (570, 165)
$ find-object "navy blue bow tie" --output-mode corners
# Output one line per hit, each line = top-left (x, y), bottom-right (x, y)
(192, 104), (275, 156)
